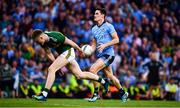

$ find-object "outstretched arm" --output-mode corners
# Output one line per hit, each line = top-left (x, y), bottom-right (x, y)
(64, 37), (83, 52)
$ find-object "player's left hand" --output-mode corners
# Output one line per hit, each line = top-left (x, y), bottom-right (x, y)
(97, 44), (106, 53)
(79, 49), (85, 57)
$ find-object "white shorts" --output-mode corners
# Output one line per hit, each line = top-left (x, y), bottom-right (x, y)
(60, 48), (76, 63)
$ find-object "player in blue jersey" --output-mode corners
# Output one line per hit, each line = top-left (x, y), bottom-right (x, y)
(88, 7), (128, 102)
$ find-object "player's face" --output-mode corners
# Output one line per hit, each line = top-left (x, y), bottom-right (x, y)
(94, 10), (104, 22)
(151, 53), (157, 61)
(35, 34), (45, 45)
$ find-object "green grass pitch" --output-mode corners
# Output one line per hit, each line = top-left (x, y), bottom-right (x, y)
(0, 99), (180, 108)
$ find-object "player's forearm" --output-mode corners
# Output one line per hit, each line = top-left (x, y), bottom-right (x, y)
(46, 53), (56, 62)
(64, 37), (81, 51)
(71, 42), (82, 51)
(44, 47), (55, 62)
(104, 39), (119, 48)
(91, 39), (96, 52)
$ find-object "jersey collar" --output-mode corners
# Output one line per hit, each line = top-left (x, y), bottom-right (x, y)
(97, 21), (106, 27)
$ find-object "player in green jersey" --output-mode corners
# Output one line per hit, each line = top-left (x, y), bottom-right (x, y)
(31, 29), (109, 101)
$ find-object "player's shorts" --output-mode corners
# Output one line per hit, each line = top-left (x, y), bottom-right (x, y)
(99, 54), (115, 66)
(60, 48), (75, 63)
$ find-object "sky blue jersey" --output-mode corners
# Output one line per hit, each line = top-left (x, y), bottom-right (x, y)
(92, 22), (116, 57)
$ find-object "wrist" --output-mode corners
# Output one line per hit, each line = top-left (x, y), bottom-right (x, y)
(104, 44), (108, 48)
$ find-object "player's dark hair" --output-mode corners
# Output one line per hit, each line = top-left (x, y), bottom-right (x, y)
(95, 7), (106, 16)
(31, 29), (43, 40)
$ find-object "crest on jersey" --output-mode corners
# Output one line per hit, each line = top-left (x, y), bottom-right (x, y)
(101, 28), (106, 32)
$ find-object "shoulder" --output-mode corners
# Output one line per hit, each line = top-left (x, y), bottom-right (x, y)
(92, 25), (97, 31)
(104, 22), (116, 33)
(105, 22), (114, 28)
(47, 31), (65, 37)
(44, 31), (55, 34)
(44, 31), (56, 36)
(45, 31), (63, 35)
(91, 25), (98, 33)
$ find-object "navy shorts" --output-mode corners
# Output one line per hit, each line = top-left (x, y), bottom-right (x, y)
(99, 54), (115, 66)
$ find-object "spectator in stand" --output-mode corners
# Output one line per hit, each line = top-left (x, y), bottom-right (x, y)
(0, 57), (14, 98)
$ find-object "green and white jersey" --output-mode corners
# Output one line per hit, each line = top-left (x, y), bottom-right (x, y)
(42, 31), (71, 54)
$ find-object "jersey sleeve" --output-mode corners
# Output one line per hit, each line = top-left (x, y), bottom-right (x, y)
(107, 23), (116, 34)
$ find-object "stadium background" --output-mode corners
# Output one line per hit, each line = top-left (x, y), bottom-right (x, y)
(0, 0), (179, 102)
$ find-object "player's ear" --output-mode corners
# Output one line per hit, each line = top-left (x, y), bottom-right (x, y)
(39, 35), (43, 40)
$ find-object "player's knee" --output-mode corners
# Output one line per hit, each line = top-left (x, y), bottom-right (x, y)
(48, 67), (55, 73)
(106, 74), (113, 79)
(75, 73), (83, 79)
(89, 67), (97, 74)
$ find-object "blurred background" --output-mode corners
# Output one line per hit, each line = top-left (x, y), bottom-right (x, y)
(0, 0), (179, 101)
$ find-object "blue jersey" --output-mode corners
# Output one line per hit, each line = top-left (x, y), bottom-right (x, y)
(92, 22), (116, 57)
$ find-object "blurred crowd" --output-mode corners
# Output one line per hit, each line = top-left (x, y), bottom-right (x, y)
(0, 0), (179, 101)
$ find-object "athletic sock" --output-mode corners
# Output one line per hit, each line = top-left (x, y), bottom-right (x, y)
(42, 88), (49, 97)
(98, 77), (105, 84)
(119, 88), (125, 98)
(94, 87), (99, 96)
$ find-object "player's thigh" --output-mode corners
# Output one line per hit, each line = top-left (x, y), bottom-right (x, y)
(103, 65), (114, 78)
(49, 55), (69, 73)
(90, 58), (106, 74)
(63, 48), (82, 77)
(50, 48), (76, 72)
(68, 60), (83, 79)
